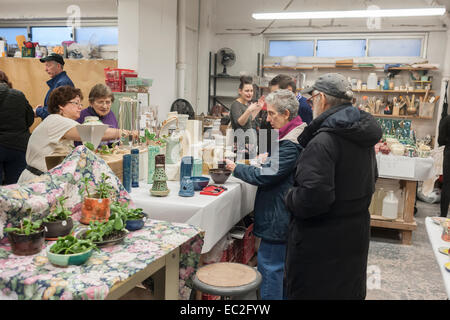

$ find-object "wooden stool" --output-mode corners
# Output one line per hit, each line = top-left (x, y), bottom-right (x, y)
(193, 262), (262, 300)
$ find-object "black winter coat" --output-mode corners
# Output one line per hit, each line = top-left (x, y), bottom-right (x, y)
(285, 104), (382, 300)
(0, 83), (34, 152)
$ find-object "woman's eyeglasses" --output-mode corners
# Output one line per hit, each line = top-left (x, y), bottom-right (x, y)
(68, 100), (82, 107)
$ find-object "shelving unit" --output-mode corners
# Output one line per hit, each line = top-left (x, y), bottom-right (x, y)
(373, 114), (432, 120)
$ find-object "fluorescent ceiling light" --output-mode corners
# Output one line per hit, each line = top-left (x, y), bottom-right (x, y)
(252, 8), (446, 20)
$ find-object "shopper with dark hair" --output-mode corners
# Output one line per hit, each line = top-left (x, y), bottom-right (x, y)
(34, 53), (75, 120)
(438, 112), (450, 217)
(230, 76), (264, 160)
(18, 86), (125, 182)
(0, 70), (34, 184)
(285, 73), (382, 299)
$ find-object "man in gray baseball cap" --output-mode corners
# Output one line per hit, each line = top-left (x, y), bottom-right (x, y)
(285, 72), (382, 299)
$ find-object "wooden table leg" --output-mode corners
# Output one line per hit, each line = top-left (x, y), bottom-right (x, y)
(164, 247), (180, 300)
(403, 180), (417, 223)
(401, 230), (412, 245)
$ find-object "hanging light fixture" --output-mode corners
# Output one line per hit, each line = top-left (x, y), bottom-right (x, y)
(252, 7), (446, 20)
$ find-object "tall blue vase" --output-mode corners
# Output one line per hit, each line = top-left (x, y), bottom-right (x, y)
(131, 149), (139, 188)
(180, 156), (193, 183)
(123, 154), (132, 193)
(147, 145), (160, 184)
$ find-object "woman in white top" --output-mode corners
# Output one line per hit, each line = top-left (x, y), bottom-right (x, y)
(18, 86), (125, 182)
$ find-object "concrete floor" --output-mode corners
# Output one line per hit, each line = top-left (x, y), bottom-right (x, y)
(121, 199), (448, 300)
(366, 200), (448, 300)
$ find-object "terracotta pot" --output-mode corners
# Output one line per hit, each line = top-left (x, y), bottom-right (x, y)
(80, 198), (111, 225)
(42, 217), (73, 240)
(7, 226), (45, 256)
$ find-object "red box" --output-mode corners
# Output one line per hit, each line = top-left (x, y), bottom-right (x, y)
(232, 223), (255, 265)
(104, 68), (137, 92)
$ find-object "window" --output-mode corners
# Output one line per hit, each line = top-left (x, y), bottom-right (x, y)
(268, 40), (314, 57)
(31, 27), (72, 46)
(0, 27), (28, 44)
(316, 39), (366, 57)
(75, 26), (118, 45)
(368, 39), (422, 57)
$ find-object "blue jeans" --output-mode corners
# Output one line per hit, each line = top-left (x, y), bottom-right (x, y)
(0, 145), (27, 185)
(257, 240), (286, 300)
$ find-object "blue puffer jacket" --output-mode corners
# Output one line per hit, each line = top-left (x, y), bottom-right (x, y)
(35, 71), (74, 120)
(233, 123), (305, 243)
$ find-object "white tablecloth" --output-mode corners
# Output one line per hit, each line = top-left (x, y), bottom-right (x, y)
(129, 176), (257, 253)
(424, 217), (450, 299)
(376, 154), (434, 181)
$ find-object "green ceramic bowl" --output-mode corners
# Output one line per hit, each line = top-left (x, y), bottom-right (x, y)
(47, 246), (93, 267)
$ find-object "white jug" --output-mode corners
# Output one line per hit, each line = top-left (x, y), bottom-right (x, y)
(367, 73), (378, 90)
(382, 190), (398, 220)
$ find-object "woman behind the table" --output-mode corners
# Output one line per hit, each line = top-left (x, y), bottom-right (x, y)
(76, 83), (119, 148)
(225, 89), (306, 299)
(18, 86), (125, 182)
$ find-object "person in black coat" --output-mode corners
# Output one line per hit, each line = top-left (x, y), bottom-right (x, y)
(285, 73), (382, 300)
(438, 113), (450, 217)
(0, 71), (34, 185)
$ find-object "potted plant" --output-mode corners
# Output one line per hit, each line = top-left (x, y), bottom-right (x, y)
(47, 234), (97, 267)
(42, 196), (74, 240)
(77, 210), (128, 247)
(110, 201), (147, 231)
(80, 173), (115, 225)
(4, 210), (45, 256)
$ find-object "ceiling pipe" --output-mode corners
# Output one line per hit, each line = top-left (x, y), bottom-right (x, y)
(177, 0), (187, 99)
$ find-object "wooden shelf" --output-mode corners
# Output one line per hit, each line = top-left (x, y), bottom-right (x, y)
(263, 65), (384, 71)
(388, 67), (438, 71)
(354, 89), (434, 94)
(373, 114), (433, 120)
(370, 215), (417, 231)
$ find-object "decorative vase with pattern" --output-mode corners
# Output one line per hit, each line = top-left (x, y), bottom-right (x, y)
(131, 148), (139, 188)
(123, 154), (132, 193)
(179, 176), (194, 197)
(180, 156), (193, 183)
(150, 154), (170, 197)
(147, 145), (160, 184)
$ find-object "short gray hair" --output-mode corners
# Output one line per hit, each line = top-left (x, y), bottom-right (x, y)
(265, 89), (298, 121)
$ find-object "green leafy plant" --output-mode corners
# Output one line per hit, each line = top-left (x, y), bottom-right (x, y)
(81, 173), (114, 199)
(49, 235), (97, 255)
(43, 196), (72, 222)
(110, 201), (145, 221)
(82, 211), (127, 242)
(4, 210), (42, 235)
(84, 142), (95, 151)
(143, 128), (167, 147)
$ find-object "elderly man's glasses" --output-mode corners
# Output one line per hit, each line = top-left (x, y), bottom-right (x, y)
(306, 93), (321, 107)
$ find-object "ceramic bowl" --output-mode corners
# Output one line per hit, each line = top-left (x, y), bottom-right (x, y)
(191, 176), (210, 191)
(125, 213), (148, 231)
(209, 169), (232, 184)
(42, 217), (73, 240)
(7, 227), (45, 256)
(47, 246), (93, 267)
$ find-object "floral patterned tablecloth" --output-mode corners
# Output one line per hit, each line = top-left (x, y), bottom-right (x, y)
(0, 219), (204, 300)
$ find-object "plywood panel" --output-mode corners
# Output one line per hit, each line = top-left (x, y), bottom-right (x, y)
(0, 57), (117, 131)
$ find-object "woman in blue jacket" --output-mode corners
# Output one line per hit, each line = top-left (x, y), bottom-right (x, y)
(225, 89), (306, 300)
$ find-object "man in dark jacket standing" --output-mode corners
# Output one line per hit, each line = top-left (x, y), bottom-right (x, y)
(285, 73), (382, 300)
(34, 53), (74, 120)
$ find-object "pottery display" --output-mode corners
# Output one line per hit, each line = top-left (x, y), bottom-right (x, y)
(42, 217), (73, 240)
(191, 176), (210, 191)
(131, 148), (139, 188)
(180, 156), (193, 182)
(179, 176), (195, 197)
(125, 213), (148, 231)
(80, 198), (111, 225)
(209, 168), (232, 184)
(7, 227), (45, 256)
(150, 154), (170, 196)
(147, 145), (160, 184)
(166, 125), (181, 164)
(47, 247), (93, 267)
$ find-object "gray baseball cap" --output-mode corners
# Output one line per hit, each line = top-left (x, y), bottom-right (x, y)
(301, 73), (353, 100)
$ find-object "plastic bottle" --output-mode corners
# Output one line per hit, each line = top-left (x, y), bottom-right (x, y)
(367, 73), (378, 90)
(382, 190), (398, 220)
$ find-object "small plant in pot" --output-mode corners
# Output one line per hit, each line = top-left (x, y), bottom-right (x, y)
(47, 234), (98, 267)
(77, 211), (128, 247)
(42, 196), (74, 240)
(110, 201), (147, 231)
(80, 173), (115, 225)
(4, 210), (45, 256)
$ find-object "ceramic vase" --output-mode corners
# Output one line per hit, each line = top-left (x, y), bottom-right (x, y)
(179, 176), (194, 197)
(150, 154), (170, 197)
(166, 133), (181, 164)
(123, 154), (132, 193)
(180, 156), (193, 183)
(192, 158), (203, 177)
(131, 148), (139, 188)
(80, 198), (111, 225)
(147, 145), (160, 184)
